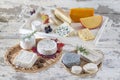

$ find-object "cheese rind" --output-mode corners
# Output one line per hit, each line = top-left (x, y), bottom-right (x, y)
(13, 50), (38, 68)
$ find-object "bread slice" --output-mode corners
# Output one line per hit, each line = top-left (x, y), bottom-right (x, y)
(80, 16), (103, 29)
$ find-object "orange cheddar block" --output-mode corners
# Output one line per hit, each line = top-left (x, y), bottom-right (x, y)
(80, 15), (103, 29)
(70, 8), (94, 22)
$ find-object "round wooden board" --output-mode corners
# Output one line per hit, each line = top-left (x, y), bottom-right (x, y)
(61, 50), (104, 77)
(4, 39), (62, 73)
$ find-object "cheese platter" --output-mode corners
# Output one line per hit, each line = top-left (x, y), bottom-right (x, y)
(19, 7), (109, 48)
(5, 7), (106, 76)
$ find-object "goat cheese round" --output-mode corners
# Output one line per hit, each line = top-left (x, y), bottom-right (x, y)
(31, 20), (42, 31)
(83, 63), (98, 74)
(37, 39), (57, 55)
(71, 66), (82, 74)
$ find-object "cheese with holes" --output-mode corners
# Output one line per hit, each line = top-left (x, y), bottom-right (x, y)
(78, 28), (95, 41)
(55, 22), (74, 37)
(37, 39), (57, 55)
(13, 50), (38, 68)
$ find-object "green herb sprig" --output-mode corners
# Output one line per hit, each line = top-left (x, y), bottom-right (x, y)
(77, 46), (89, 55)
(23, 30), (37, 40)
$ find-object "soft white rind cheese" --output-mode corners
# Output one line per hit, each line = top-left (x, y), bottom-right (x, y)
(20, 35), (36, 49)
(13, 50), (38, 68)
(71, 66), (82, 74)
(37, 39), (57, 55)
(78, 46), (103, 65)
(31, 20), (42, 31)
(83, 63), (98, 74)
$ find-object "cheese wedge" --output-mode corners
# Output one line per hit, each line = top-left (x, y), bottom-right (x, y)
(78, 28), (95, 41)
(80, 15), (103, 29)
(70, 8), (94, 22)
(54, 8), (72, 24)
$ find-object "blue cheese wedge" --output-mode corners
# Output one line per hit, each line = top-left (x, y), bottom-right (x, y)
(13, 50), (38, 68)
(55, 22), (74, 37)
(77, 46), (104, 65)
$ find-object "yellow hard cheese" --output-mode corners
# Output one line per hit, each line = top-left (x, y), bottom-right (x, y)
(78, 28), (95, 41)
(70, 8), (94, 22)
(80, 15), (103, 29)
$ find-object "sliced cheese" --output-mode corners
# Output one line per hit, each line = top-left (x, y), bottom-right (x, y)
(78, 28), (95, 41)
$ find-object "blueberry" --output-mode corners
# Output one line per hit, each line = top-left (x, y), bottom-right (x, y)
(44, 27), (49, 33)
(45, 30), (49, 33)
(45, 27), (48, 30)
(30, 9), (36, 15)
(48, 25), (51, 28)
(49, 28), (52, 32)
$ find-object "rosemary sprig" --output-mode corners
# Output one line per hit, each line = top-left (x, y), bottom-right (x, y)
(77, 46), (89, 55)
(23, 30), (37, 40)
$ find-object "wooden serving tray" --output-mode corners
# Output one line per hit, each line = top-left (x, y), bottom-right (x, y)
(61, 50), (104, 77)
(4, 39), (63, 73)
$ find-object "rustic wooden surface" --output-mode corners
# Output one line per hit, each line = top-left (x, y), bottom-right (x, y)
(0, 0), (120, 80)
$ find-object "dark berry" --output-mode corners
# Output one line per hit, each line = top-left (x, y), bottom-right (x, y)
(49, 28), (52, 32)
(45, 30), (49, 33)
(48, 25), (51, 28)
(45, 27), (48, 30)
(45, 27), (49, 33)
(30, 9), (36, 15)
